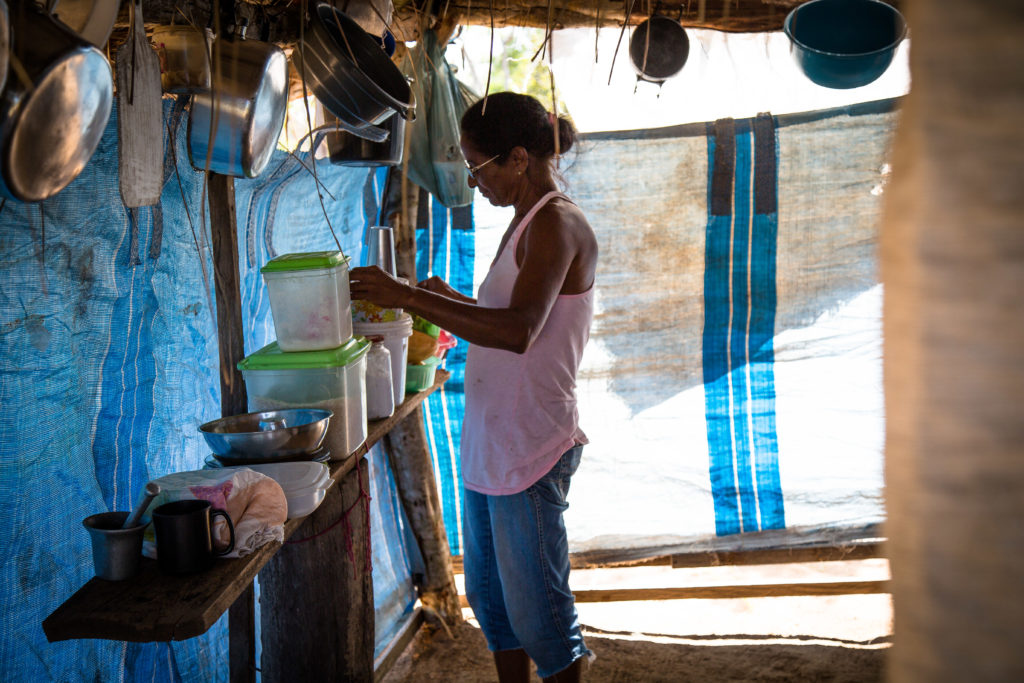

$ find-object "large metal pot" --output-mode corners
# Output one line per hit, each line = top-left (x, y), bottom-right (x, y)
(297, 4), (413, 141)
(0, 2), (113, 202)
(187, 33), (288, 178)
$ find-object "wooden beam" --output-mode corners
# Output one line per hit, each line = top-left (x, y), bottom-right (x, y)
(670, 543), (884, 569)
(457, 580), (891, 607)
(383, 406), (463, 624)
(207, 171), (254, 682)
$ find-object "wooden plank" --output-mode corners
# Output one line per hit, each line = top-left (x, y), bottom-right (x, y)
(571, 580), (891, 602)
(260, 458), (374, 680)
(456, 580), (891, 608)
(374, 607), (424, 682)
(670, 543), (883, 569)
(42, 374), (450, 644)
(568, 523), (885, 569)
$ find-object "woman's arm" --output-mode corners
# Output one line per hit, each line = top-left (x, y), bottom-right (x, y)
(349, 208), (582, 353)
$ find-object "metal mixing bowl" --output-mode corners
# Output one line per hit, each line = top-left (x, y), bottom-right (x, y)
(199, 409), (332, 460)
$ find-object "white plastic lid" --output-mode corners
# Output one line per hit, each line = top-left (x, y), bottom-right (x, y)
(353, 312), (413, 337)
(244, 462), (330, 492)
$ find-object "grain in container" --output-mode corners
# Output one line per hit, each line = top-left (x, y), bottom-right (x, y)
(238, 337), (369, 460)
(261, 251), (353, 351)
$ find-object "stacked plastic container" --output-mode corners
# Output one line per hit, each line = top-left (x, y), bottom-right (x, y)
(238, 251), (370, 461)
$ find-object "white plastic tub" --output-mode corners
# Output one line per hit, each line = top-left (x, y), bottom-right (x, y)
(238, 337), (369, 460)
(261, 251), (353, 351)
(353, 314), (412, 408)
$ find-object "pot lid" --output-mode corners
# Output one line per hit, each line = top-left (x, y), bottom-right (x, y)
(261, 250), (349, 273)
(238, 336), (370, 370)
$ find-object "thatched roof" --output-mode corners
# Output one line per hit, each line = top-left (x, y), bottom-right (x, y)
(115, 0), (901, 46)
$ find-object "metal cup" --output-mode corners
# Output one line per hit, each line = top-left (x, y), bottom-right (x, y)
(82, 511), (146, 581)
(364, 225), (397, 276)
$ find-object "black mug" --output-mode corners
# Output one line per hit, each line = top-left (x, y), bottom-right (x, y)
(152, 499), (236, 574)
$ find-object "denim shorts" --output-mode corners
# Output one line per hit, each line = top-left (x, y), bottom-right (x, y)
(462, 445), (591, 678)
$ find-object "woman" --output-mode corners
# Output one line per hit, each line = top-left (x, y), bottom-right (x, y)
(350, 91), (597, 682)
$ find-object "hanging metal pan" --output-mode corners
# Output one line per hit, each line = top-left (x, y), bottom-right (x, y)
(0, 3), (113, 202)
(629, 14), (689, 85)
(187, 31), (289, 178)
(299, 4), (414, 132)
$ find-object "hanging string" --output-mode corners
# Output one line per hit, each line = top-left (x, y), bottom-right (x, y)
(608, 0), (636, 85)
(285, 463), (373, 574)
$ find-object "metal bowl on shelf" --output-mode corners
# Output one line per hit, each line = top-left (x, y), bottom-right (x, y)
(199, 409), (332, 461)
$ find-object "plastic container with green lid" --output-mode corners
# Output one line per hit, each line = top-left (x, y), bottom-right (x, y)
(260, 251), (353, 352)
(238, 337), (369, 460)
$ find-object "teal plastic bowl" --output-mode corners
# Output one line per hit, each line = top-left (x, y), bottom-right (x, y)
(785, 0), (907, 89)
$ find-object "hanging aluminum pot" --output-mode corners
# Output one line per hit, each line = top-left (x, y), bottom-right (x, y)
(629, 14), (689, 86)
(0, 2), (113, 202)
(296, 3), (414, 142)
(324, 110), (406, 167)
(48, 0), (120, 49)
(187, 29), (288, 178)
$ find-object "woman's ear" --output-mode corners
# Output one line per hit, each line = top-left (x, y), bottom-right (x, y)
(510, 146), (529, 174)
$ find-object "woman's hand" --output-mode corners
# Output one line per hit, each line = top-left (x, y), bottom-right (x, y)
(417, 276), (475, 304)
(349, 266), (410, 308)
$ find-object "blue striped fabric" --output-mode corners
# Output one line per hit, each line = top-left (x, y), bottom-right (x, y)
(415, 190), (473, 555)
(703, 115), (785, 535)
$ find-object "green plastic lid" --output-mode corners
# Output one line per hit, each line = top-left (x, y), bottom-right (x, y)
(260, 251), (349, 274)
(238, 336), (369, 370)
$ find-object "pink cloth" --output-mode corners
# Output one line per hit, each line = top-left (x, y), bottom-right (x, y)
(461, 191), (594, 495)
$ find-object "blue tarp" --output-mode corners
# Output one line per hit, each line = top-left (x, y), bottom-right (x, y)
(0, 101), (416, 681)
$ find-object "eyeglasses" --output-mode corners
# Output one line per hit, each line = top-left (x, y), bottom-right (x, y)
(464, 154), (500, 180)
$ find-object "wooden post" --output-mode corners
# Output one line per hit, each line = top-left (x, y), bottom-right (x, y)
(207, 171), (254, 683)
(258, 458), (374, 680)
(383, 406), (462, 624)
(883, 0), (1024, 680)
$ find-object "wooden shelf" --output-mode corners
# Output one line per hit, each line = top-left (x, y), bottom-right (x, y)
(42, 370), (450, 644)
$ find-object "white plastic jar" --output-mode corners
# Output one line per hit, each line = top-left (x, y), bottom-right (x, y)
(365, 339), (394, 420)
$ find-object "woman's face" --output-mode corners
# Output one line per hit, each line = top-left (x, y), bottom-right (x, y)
(460, 135), (511, 207)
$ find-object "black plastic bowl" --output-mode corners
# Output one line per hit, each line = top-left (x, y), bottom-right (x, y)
(784, 0), (907, 89)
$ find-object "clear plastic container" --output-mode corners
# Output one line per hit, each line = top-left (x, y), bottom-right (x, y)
(238, 337), (369, 460)
(261, 251), (353, 351)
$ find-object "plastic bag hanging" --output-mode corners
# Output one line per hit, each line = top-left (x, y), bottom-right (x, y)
(399, 30), (480, 208)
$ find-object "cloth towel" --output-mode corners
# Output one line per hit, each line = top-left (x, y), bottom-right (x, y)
(142, 468), (288, 558)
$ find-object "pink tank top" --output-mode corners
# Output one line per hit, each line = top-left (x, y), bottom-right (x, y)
(461, 191), (594, 495)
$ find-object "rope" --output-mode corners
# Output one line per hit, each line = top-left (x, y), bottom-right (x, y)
(285, 463), (373, 574)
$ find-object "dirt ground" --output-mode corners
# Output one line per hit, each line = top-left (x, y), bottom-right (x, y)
(381, 561), (892, 682)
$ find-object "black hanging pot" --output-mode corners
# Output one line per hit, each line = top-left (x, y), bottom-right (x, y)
(324, 111), (405, 167)
(629, 14), (689, 85)
(0, 2), (113, 201)
(297, 3), (414, 141)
